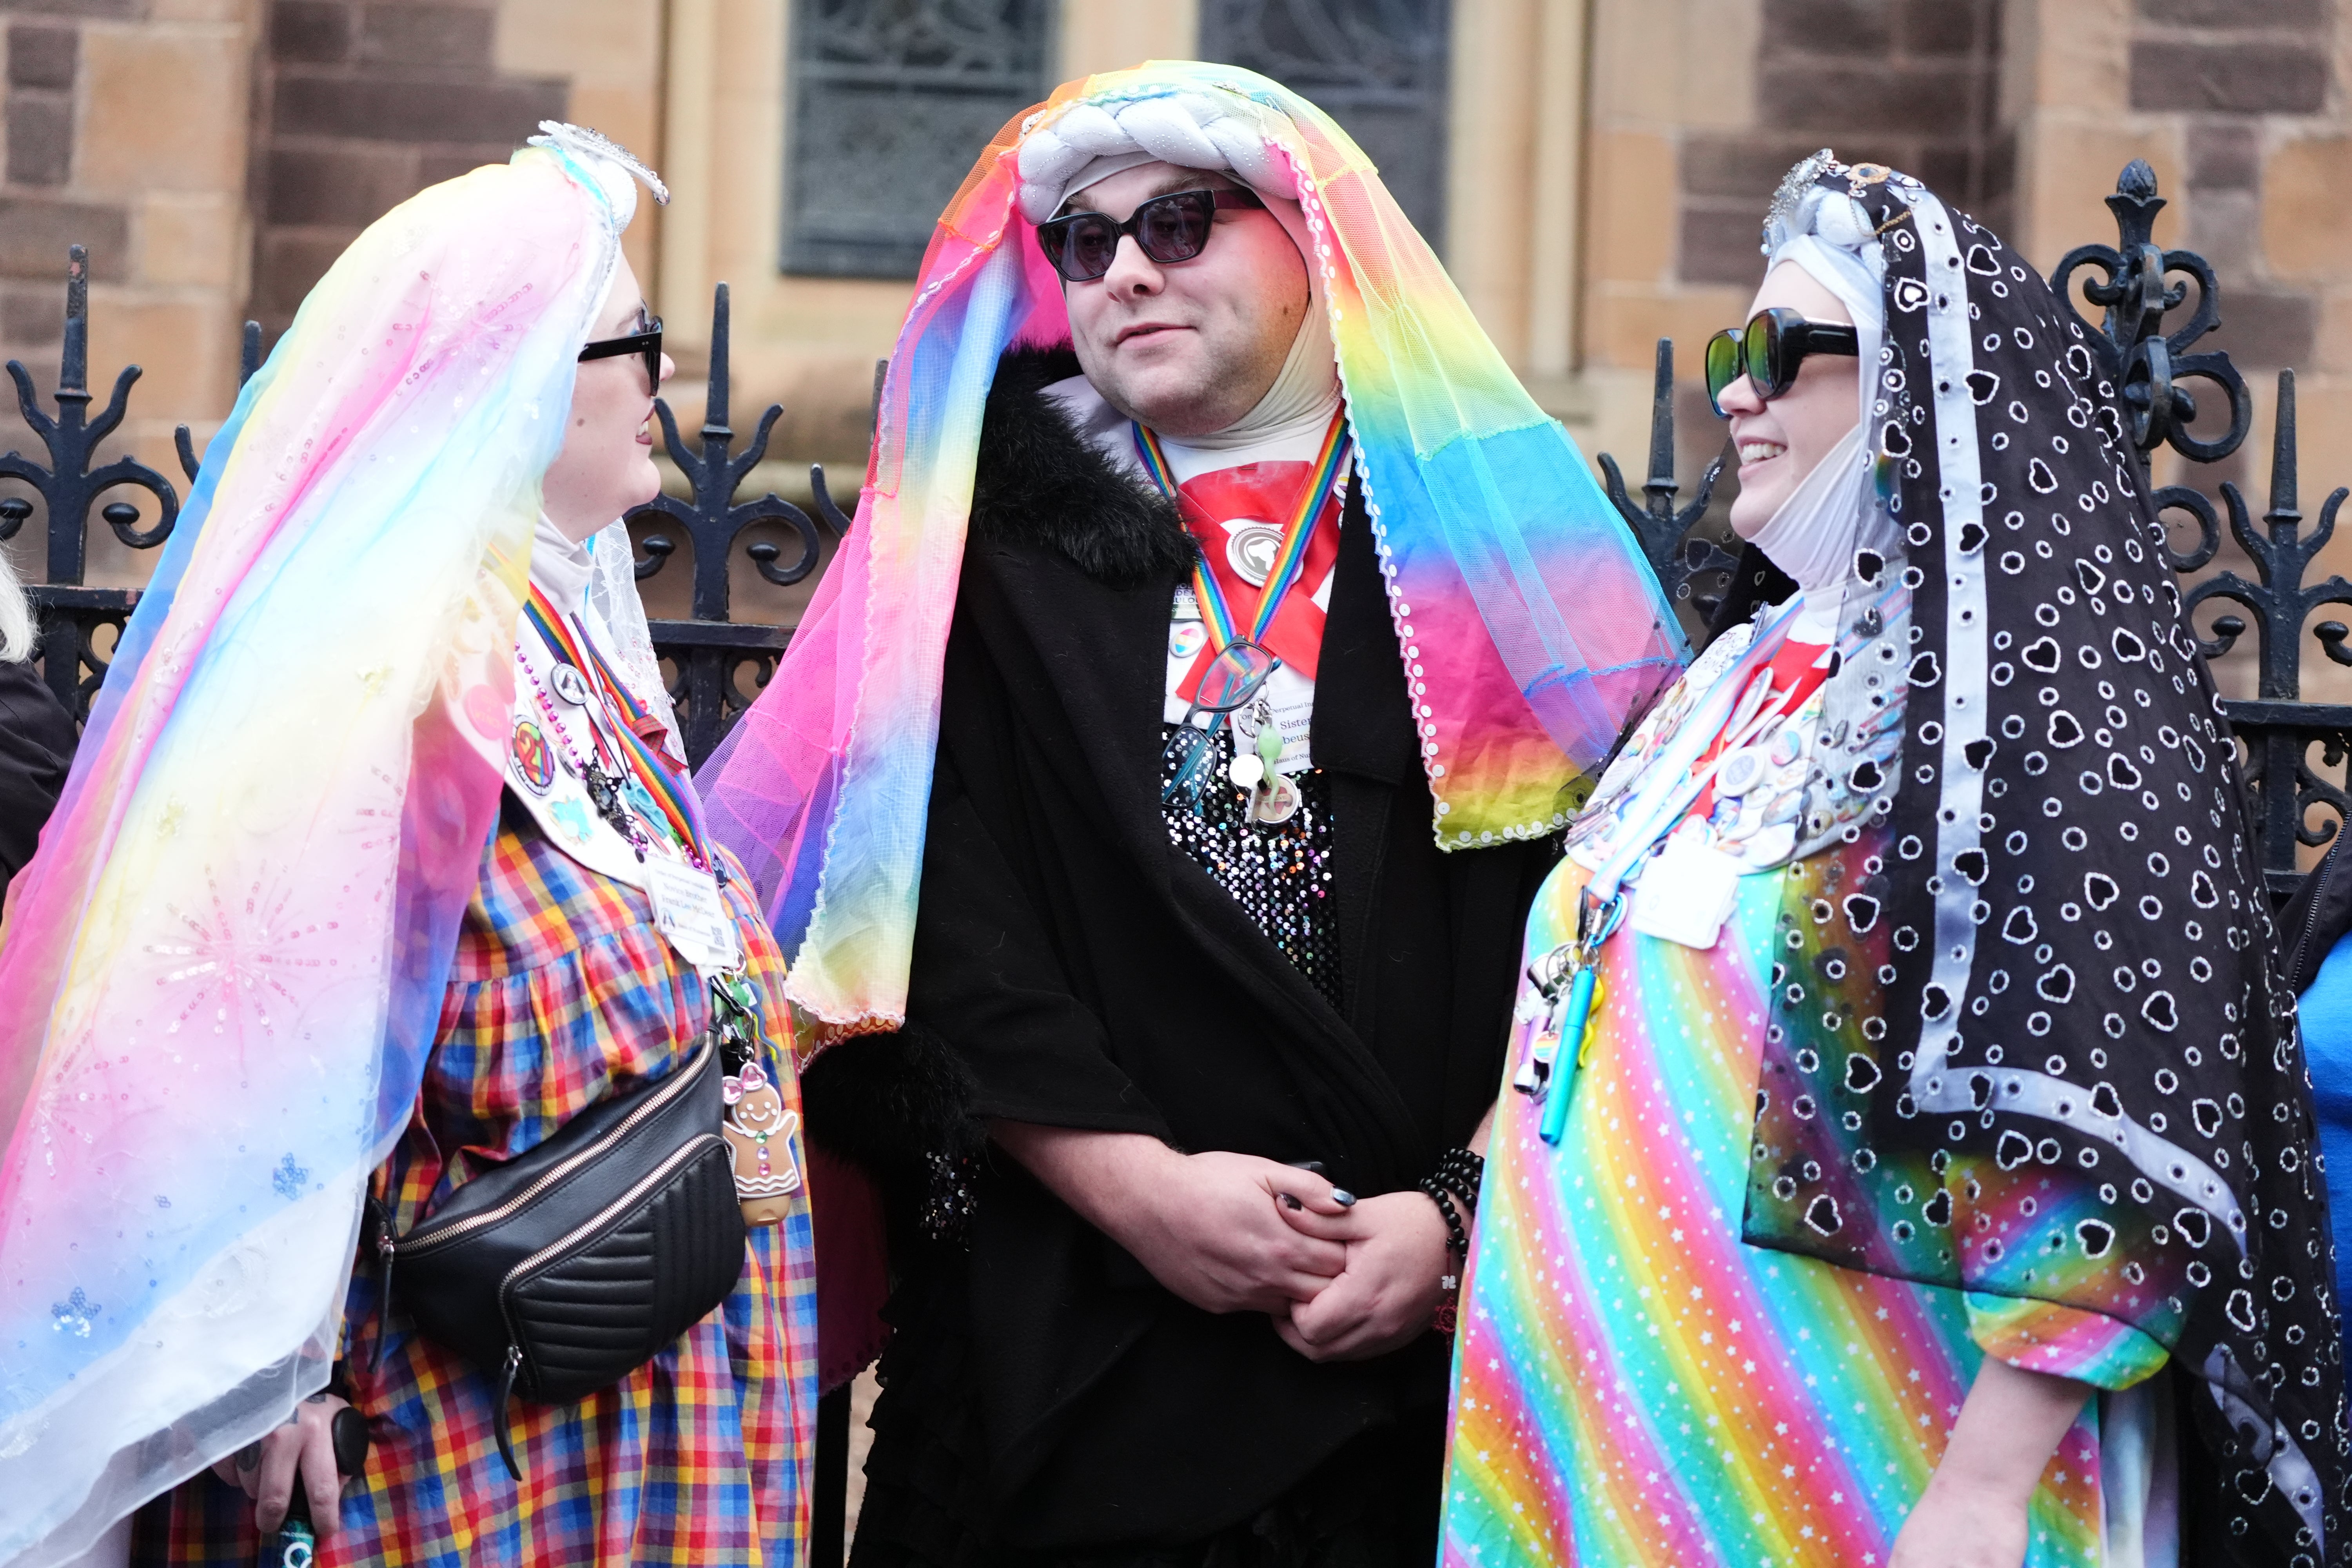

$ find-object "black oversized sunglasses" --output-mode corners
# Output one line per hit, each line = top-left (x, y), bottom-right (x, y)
(1704, 307), (1858, 416)
(1036, 187), (1266, 284)
(579, 308), (663, 388)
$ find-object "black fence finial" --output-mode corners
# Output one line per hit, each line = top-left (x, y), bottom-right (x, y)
(1597, 338), (1731, 623)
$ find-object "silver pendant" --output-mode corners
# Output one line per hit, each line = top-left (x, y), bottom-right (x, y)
(1249, 770), (1300, 825)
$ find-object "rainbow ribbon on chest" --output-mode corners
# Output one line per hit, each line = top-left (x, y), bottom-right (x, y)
(1132, 407), (1352, 659)
(522, 583), (717, 869)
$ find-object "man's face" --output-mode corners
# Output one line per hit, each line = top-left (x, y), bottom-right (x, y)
(1059, 162), (1310, 439)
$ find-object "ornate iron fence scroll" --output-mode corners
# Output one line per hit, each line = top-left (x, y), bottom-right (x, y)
(8, 256), (854, 775)
(627, 279), (855, 769)
(1598, 159), (2350, 898)
(4, 245), (245, 720)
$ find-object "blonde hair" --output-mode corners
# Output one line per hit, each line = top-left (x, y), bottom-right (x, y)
(0, 545), (33, 663)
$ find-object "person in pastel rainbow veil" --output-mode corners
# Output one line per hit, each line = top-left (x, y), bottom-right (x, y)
(0, 125), (816, 1568)
(1439, 152), (2346, 1568)
(698, 61), (1682, 1565)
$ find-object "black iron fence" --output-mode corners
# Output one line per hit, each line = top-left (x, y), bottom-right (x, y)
(4, 159), (2347, 1553)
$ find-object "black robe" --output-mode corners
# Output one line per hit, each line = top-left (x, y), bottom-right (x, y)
(0, 655), (74, 902)
(823, 349), (1554, 1555)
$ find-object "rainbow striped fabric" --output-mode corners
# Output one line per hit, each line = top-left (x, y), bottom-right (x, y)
(0, 142), (630, 1561)
(1442, 845), (2163, 1566)
(699, 60), (1683, 1042)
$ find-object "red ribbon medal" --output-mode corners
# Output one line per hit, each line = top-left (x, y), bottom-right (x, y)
(1172, 461), (1343, 700)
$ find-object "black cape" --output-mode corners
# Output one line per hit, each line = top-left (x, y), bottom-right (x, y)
(0, 655), (74, 902)
(826, 349), (1554, 1552)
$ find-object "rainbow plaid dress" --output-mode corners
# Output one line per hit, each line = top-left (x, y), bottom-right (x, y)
(1439, 844), (2169, 1567)
(131, 808), (819, 1567)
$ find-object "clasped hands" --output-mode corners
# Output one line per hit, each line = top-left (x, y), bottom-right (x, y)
(993, 1127), (1454, 1363)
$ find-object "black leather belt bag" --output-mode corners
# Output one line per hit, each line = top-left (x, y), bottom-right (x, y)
(373, 1036), (747, 1477)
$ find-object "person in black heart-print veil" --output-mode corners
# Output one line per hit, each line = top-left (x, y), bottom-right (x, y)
(1439, 149), (2345, 1568)
(1733, 152), (2347, 1564)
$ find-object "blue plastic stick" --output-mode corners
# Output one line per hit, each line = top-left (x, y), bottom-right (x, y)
(1538, 965), (1597, 1145)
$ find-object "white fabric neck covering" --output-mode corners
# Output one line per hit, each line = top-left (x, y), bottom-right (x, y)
(531, 512), (593, 614)
(1749, 421), (1871, 595)
(1183, 190), (1339, 450)
(526, 511), (682, 742)
(1749, 422), (1894, 643)
(1747, 232), (1895, 632)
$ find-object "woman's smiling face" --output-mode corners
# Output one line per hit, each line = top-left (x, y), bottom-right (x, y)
(1720, 261), (1863, 541)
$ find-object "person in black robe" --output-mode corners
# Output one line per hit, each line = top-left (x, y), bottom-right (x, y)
(825, 339), (1558, 1563)
(699, 69), (1684, 1566)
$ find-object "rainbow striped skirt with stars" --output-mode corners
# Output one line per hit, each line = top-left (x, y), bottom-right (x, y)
(1439, 844), (2172, 1568)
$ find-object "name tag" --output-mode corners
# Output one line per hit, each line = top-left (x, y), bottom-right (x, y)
(1628, 832), (1744, 949)
(644, 855), (743, 973)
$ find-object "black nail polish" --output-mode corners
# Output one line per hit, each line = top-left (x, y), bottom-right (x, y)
(1331, 1189), (1355, 1207)
(1281, 1193), (1303, 1210)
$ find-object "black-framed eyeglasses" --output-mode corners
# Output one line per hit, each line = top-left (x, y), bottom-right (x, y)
(1704, 307), (1859, 416)
(579, 309), (663, 389)
(1036, 187), (1267, 284)
(1161, 639), (1279, 806)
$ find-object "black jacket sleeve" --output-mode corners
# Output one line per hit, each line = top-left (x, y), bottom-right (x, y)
(906, 749), (1169, 1137)
(0, 657), (74, 898)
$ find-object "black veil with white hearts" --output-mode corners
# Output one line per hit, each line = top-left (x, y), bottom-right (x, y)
(1739, 156), (2346, 1564)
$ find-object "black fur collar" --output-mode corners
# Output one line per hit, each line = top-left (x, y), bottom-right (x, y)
(971, 347), (1195, 589)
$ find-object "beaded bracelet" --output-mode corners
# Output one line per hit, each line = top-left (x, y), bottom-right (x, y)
(1420, 1146), (1486, 1335)
(1417, 1176), (1468, 1257)
(1429, 1145), (1485, 1212)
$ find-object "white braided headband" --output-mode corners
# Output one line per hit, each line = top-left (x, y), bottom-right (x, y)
(1015, 90), (1296, 223)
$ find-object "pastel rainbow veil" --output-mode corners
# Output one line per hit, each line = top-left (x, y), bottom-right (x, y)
(701, 61), (1683, 1042)
(0, 126), (648, 1563)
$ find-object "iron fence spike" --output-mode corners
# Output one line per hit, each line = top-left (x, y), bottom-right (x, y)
(61, 245), (86, 398)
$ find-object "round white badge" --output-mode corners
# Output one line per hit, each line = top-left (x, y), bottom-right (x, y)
(548, 661), (593, 706)
(1225, 521), (1282, 588)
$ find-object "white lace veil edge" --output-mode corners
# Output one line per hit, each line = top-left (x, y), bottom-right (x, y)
(583, 519), (681, 745)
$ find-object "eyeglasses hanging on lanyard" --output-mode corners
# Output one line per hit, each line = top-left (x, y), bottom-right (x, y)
(1136, 408), (1353, 807)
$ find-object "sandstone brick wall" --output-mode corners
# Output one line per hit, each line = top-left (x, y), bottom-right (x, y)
(250, 0), (564, 341)
(0, 0), (255, 592)
(7, 0), (2345, 628)
(1679, 0), (2010, 288)
(2127, 0), (2335, 393)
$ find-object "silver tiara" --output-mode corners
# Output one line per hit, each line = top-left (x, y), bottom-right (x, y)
(528, 121), (669, 207)
(1761, 147), (1839, 256)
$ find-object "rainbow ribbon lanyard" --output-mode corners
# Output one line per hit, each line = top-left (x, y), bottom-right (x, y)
(1131, 407), (1353, 662)
(523, 583), (717, 871)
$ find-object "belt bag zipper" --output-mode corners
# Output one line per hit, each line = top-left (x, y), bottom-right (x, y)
(401, 1041), (715, 1259)
(486, 1131), (729, 1481)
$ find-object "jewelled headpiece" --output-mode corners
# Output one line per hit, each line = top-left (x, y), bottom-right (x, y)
(529, 120), (670, 207)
